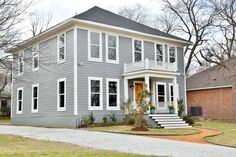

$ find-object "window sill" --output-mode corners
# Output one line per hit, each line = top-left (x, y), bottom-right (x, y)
(106, 60), (119, 64)
(88, 107), (103, 111)
(32, 68), (39, 72)
(88, 58), (102, 62)
(16, 111), (22, 114)
(57, 60), (66, 64)
(107, 107), (120, 111)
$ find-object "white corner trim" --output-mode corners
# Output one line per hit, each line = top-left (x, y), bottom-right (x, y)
(57, 32), (66, 64)
(88, 77), (103, 110)
(31, 84), (39, 113)
(187, 85), (233, 91)
(106, 78), (120, 110)
(105, 34), (119, 64)
(88, 30), (103, 62)
(74, 27), (78, 115)
(57, 78), (66, 111)
(16, 87), (23, 114)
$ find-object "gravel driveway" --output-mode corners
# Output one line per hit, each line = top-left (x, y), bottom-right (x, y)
(0, 125), (235, 157)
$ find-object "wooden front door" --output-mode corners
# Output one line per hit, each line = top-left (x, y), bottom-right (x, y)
(134, 82), (144, 101)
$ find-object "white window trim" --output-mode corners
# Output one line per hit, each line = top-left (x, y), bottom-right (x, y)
(31, 84), (39, 113)
(156, 82), (167, 103)
(133, 81), (145, 102)
(16, 87), (23, 114)
(88, 31), (103, 62)
(106, 78), (120, 110)
(57, 78), (66, 111)
(57, 32), (66, 63)
(132, 39), (144, 63)
(169, 83), (174, 103)
(88, 77), (103, 110)
(106, 34), (119, 64)
(18, 51), (24, 76)
(32, 44), (39, 72)
(168, 45), (178, 70)
(154, 42), (165, 62)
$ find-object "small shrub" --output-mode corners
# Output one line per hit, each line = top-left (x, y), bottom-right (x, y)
(123, 115), (135, 125)
(108, 113), (117, 124)
(134, 114), (147, 128)
(178, 99), (185, 117)
(88, 112), (95, 125)
(81, 116), (90, 127)
(183, 115), (194, 125)
(102, 115), (108, 124)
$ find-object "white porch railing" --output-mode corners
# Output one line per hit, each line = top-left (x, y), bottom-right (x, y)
(124, 58), (177, 73)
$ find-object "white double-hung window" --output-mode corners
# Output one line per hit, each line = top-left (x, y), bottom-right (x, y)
(169, 46), (176, 63)
(57, 78), (66, 111)
(32, 84), (39, 113)
(18, 51), (24, 76)
(88, 31), (102, 62)
(155, 43), (164, 62)
(88, 77), (103, 110)
(133, 40), (143, 62)
(17, 87), (23, 114)
(57, 33), (66, 63)
(106, 78), (120, 110)
(106, 34), (119, 63)
(32, 45), (39, 71)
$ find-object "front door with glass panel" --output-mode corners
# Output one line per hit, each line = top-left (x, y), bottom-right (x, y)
(155, 82), (168, 112)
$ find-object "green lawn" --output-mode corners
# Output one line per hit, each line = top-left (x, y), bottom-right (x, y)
(83, 125), (200, 136)
(196, 120), (236, 147)
(0, 116), (10, 125)
(0, 134), (157, 157)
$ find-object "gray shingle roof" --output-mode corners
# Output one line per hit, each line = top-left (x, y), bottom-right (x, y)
(73, 6), (189, 43)
(186, 59), (235, 90)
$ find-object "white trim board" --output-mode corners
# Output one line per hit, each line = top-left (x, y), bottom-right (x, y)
(187, 85), (232, 91)
(73, 27), (78, 115)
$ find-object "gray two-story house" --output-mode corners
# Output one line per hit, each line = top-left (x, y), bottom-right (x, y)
(8, 6), (191, 128)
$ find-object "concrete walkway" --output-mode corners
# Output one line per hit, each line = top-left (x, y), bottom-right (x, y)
(0, 125), (235, 157)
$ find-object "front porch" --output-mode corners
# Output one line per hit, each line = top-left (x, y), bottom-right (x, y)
(123, 71), (179, 114)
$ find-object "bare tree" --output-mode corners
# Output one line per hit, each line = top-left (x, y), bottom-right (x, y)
(0, 0), (32, 95)
(153, 11), (179, 34)
(160, 0), (216, 74)
(29, 10), (53, 37)
(200, 0), (236, 120)
(118, 4), (148, 24)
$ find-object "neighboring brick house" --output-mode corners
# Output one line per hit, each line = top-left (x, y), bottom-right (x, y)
(186, 59), (236, 120)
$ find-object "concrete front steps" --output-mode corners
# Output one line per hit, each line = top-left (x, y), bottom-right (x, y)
(149, 114), (191, 129)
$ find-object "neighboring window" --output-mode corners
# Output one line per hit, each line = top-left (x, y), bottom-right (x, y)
(169, 46), (176, 63)
(58, 33), (66, 62)
(133, 40), (143, 62)
(89, 31), (102, 62)
(32, 84), (39, 113)
(17, 88), (23, 114)
(88, 77), (103, 110)
(106, 35), (119, 63)
(169, 84), (174, 103)
(106, 78), (120, 110)
(32, 45), (39, 71)
(156, 83), (166, 103)
(155, 44), (164, 62)
(18, 52), (24, 76)
(57, 78), (66, 111)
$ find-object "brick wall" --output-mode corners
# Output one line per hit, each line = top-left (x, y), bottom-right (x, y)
(187, 87), (234, 120)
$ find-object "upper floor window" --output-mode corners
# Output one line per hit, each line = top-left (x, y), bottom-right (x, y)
(17, 87), (23, 114)
(18, 51), (24, 76)
(88, 31), (102, 62)
(133, 40), (143, 62)
(169, 46), (176, 63)
(155, 44), (164, 62)
(57, 33), (66, 63)
(106, 78), (120, 110)
(57, 78), (66, 111)
(32, 84), (39, 113)
(32, 45), (39, 71)
(106, 35), (119, 64)
(88, 77), (103, 110)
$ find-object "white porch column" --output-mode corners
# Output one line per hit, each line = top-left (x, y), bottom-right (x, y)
(124, 77), (129, 101)
(144, 74), (150, 92)
(173, 77), (178, 114)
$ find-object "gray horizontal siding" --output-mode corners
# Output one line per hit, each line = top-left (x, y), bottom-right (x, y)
(12, 29), (74, 119)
